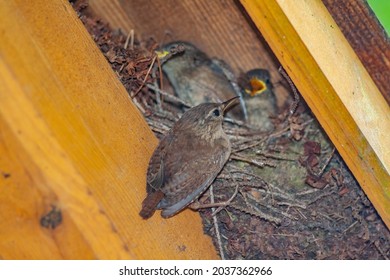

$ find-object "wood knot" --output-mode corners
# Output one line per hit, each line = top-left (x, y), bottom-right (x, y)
(40, 206), (62, 229)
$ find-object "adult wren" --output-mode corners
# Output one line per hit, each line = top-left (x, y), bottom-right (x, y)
(139, 96), (240, 219)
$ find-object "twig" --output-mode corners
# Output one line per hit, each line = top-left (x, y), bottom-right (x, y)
(213, 171), (240, 215)
(157, 56), (164, 100)
(225, 167), (266, 182)
(150, 126), (167, 135)
(230, 154), (276, 168)
(146, 118), (172, 132)
(191, 185), (239, 211)
(124, 29), (134, 50)
(130, 29), (134, 50)
(255, 151), (297, 161)
(317, 147), (336, 177)
(318, 212), (336, 222)
(343, 220), (358, 233)
(277, 201), (307, 210)
(231, 202), (282, 224)
(293, 207), (307, 219)
(252, 232), (301, 238)
(226, 129), (264, 139)
(279, 66), (300, 116)
(149, 109), (178, 123)
(210, 185), (225, 260)
(132, 55), (157, 98)
(295, 188), (320, 196)
(221, 169), (306, 209)
(307, 188), (336, 205)
(223, 117), (257, 130)
(146, 84), (192, 108)
(118, 63), (126, 74)
(151, 60), (162, 110)
(374, 240), (389, 260)
(245, 192), (297, 220)
(231, 127), (287, 154)
(232, 119), (313, 153)
(132, 96), (146, 114)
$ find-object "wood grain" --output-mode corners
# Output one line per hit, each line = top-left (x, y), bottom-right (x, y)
(240, 0), (390, 228)
(322, 0), (390, 105)
(89, 0), (272, 70)
(88, 0), (291, 104)
(0, 0), (217, 259)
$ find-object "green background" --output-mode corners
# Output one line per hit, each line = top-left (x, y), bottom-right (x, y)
(367, 0), (390, 35)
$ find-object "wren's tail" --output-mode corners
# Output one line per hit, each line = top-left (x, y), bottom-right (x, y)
(139, 191), (165, 219)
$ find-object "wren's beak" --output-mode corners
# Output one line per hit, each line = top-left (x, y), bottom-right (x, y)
(221, 96), (240, 113)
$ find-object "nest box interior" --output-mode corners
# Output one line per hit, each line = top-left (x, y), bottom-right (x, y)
(0, 0), (388, 259)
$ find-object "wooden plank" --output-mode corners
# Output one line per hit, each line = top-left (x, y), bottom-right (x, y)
(322, 0), (390, 105)
(240, 0), (390, 228)
(87, 0), (292, 104)
(0, 109), (96, 260)
(0, 0), (217, 259)
(88, 0), (274, 71)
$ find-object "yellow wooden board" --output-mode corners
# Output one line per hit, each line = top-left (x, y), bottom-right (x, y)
(0, 0), (217, 259)
(241, 0), (390, 228)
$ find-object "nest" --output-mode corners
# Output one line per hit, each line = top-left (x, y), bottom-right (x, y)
(73, 1), (390, 260)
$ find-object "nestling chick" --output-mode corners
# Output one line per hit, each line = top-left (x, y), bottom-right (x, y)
(159, 42), (277, 131)
(158, 41), (247, 120)
(240, 69), (277, 131)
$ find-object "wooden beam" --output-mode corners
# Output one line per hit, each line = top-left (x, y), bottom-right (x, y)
(0, 0), (217, 259)
(240, 0), (390, 228)
(322, 0), (390, 105)
(87, 0), (285, 86)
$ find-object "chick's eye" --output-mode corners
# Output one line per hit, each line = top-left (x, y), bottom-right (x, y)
(212, 109), (220, 117)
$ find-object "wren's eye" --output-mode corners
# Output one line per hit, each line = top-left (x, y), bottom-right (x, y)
(212, 109), (220, 117)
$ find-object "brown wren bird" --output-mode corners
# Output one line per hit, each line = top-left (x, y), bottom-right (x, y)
(139, 96), (239, 219)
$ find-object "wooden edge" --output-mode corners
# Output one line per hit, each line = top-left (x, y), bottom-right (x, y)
(87, 0), (134, 33)
(240, 0), (390, 228)
(322, 0), (390, 105)
(0, 0), (217, 259)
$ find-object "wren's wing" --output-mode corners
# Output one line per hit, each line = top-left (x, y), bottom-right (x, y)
(158, 137), (230, 218)
(146, 132), (174, 193)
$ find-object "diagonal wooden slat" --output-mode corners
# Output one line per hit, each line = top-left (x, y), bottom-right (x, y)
(240, 0), (390, 229)
(0, 0), (217, 259)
